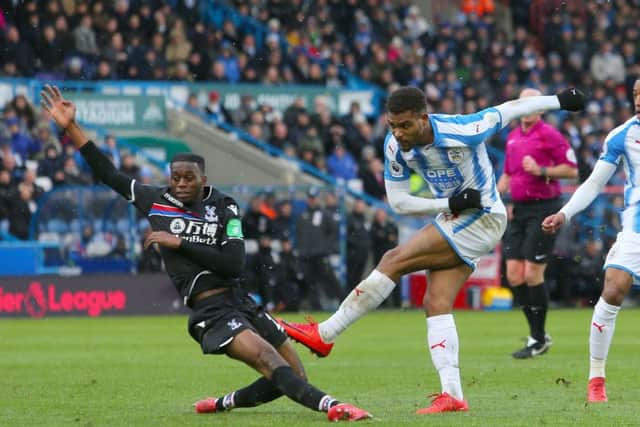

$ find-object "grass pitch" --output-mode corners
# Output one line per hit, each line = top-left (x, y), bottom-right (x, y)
(2, 309), (640, 426)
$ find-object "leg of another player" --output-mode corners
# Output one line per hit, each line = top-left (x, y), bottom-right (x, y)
(524, 261), (549, 345)
(588, 267), (632, 402)
(506, 260), (532, 336)
(318, 225), (462, 343)
(225, 329), (370, 419)
(213, 340), (307, 411)
(423, 264), (472, 402)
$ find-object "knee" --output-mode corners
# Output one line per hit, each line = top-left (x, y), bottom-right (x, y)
(256, 346), (287, 377)
(506, 270), (523, 286)
(523, 270), (542, 285)
(601, 282), (627, 306)
(422, 292), (448, 316)
(378, 247), (403, 275)
(506, 263), (524, 285)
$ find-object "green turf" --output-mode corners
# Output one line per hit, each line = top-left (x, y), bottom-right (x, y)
(2, 309), (640, 426)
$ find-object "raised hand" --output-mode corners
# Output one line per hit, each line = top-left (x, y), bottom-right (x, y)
(541, 212), (566, 234)
(40, 84), (76, 130)
(556, 88), (585, 112)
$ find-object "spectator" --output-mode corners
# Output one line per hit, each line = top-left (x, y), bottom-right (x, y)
(273, 237), (305, 312)
(61, 156), (92, 185)
(119, 153), (141, 181)
(295, 188), (343, 310)
(37, 144), (64, 185)
(359, 157), (386, 200)
(8, 182), (35, 239)
(346, 200), (371, 290)
(590, 42), (626, 84)
(327, 143), (357, 181)
(73, 14), (99, 57)
(7, 117), (38, 162)
(272, 199), (294, 241)
(242, 195), (272, 240)
(101, 135), (121, 169)
(370, 208), (399, 306)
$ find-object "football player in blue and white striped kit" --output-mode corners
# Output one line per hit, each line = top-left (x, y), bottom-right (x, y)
(280, 86), (584, 413)
(543, 78), (640, 404)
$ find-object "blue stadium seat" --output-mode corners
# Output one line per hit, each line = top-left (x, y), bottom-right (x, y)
(47, 219), (69, 234)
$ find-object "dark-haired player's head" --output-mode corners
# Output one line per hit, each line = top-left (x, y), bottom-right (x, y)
(634, 77), (640, 120)
(386, 86), (429, 151)
(170, 152), (207, 204)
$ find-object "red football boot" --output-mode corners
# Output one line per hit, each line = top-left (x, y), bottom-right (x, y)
(193, 397), (217, 413)
(327, 403), (372, 422)
(416, 393), (469, 414)
(278, 317), (334, 357)
(588, 377), (608, 402)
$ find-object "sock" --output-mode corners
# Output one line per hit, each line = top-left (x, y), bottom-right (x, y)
(528, 283), (548, 343)
(319, 269), (396, 342)
(427, 314), (463, 400)
(511, 284), (534, 334)
(589, 297), (621, 379)
(218, 377), (283, 410)
(271, 366), (338, 412)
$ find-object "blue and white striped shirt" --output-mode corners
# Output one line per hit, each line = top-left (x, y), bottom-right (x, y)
(599, 116), (640, 232)
(384, 107), (505, 215)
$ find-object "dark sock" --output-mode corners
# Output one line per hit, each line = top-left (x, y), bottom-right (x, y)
(512, 284), (534, 333)
(528, 283), (548, 344)
(217, 377), (283, 410)
(271, 366), (339, 412)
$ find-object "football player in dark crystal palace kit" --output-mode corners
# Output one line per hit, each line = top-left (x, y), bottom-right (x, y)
(40, 84), (370, 422)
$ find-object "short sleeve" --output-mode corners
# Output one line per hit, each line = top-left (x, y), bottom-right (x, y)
(599, 126), (628, 165)
(430, 107), (502, 147)
(503, 129), (517, 175)
(546, 127), (577, 167)
(383, 133), (410, 182)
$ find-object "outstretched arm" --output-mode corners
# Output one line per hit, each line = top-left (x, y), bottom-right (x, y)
(559, 160), (616, 221)
(41, 84), (132, 199)
(541, 160), (616, 233)
(495, 88), (585, 128)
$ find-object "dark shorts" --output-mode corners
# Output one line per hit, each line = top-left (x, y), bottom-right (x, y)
(187, 289), (287, 355)
(503, 198), (563, 264)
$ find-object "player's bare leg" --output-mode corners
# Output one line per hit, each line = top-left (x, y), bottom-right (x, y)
(197, 329), (371, 420)
(588, 267), (632, 403)
(196, 338), (308, 413)
(318, 224), (461, 342)
(416, 264), (471, 413)
(279, 224), (464, 355)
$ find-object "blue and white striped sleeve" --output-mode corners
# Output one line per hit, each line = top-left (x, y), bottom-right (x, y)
(383, 133), (410, 181)
(430, 108), (502, 148)
(599, 124), (628, 165)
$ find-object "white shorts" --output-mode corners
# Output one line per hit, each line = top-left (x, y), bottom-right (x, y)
(432, 210), (507, 270)
(604, 231), (640, 285)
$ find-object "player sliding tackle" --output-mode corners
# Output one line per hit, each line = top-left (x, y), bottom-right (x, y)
(542, 77), (640, 404)
(280, 86), (585, 413)
(40, 84), (371, 422)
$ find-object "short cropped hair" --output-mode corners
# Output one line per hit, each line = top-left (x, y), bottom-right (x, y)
(171, 152), (206, 173)
(386, 86), (427, 115)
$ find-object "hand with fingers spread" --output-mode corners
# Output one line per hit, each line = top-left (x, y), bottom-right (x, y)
(40, 84), (76, 130)
(144, 231), (182, 250)
(541, 212), (566, 234)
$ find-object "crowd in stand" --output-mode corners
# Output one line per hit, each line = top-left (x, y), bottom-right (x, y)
(2, 0), (639, 305)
